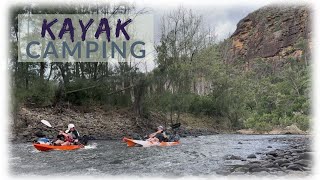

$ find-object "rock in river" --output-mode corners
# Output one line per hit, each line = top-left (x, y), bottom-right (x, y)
(266, 151), (278, 157)
(247, 154), (257, 158)
(294, 159), (311, 167)
(224, 155), (243, 160)
(298, 153), (312, 160)
(274, 159), (290, 166)
(287, 164), (304, 171)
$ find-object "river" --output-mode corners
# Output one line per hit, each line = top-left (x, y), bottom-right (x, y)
(9, 134), (310, 177)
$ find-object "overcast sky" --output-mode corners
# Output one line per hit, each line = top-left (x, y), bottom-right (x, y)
(133, 3), (268, 71)
(150, 4), (267, 42)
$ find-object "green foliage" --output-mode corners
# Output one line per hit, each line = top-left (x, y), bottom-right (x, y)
(13, 79), (56, 107)
(149, 39), (311, 131)
(189, 95), (216, 116)
(10, 5), (311, 133)
(64, 79), (132, 107)
(292, 113), (310, 131)
(244, 113), (275, 131)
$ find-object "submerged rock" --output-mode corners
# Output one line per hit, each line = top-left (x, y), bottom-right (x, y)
(287, 164), (304, 171)
(247, 154), (257, 159)
(274, 159), (290, 166)
(298, 153), (312, 160)
(250, 167), (270, 173)
(266, 151), (278, 157)
(224, 155), (243, 160)
(294, 160), (311, 167)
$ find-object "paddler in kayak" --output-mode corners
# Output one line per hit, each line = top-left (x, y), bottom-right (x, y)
(53, 130), (72, 146)
(65, 123), (80, 144)
(53, 124), (80, 146)
(147, 125), (168, 143)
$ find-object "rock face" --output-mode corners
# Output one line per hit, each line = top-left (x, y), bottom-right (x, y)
(225, 5), (311, 68)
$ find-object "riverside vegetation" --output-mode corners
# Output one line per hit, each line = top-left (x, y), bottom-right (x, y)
(10, 4), (311, 141)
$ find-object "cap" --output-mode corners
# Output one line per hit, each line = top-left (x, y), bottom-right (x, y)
(68, 124), (75, 130)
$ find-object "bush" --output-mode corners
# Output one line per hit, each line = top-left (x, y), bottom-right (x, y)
(14, 79), (56, 106)
(189, 95), (217, 116)
(292, 114), (310, 131)
(244, 113), (275, 131)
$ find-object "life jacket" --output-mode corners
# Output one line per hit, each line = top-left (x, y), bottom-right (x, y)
(62, 133), (73, 142)
(65, 129), (80, 141)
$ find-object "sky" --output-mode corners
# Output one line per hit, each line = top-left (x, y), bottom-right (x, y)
(150, 4), (267, 42)
(135, 3), (267, 72)
(17, 2), (270, 73)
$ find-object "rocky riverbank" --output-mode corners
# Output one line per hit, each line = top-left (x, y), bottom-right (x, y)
(236, 124), (307, 135)
(217, 136), (312, 176)
(11, 105), (308, 143)
(11, 105), (220, 142)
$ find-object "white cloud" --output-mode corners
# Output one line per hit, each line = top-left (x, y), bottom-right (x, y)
(215, 20), (236, 41)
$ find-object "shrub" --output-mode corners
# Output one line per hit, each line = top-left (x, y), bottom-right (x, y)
(14, 79), (56, 107)
(292, 114), (310, 131)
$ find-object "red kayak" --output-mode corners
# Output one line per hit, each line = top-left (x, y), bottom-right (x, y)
(33, 143), (84, 151)
(122, 137), (180, 147)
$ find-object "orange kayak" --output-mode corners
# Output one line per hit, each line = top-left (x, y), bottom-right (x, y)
(122, 137), (180, 147)
(33, 143), (84, 151)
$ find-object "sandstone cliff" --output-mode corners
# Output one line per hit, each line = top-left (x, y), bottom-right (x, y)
(224, 5), (311, 69)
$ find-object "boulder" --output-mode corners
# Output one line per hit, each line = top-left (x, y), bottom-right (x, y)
(274, 159), (290, 166)
(249, 167), (270, 173)
(280, 162), (292, 167)
(298, 153), (312, 160)
(266, 151), (278, 157)
(224, 155), (243, 160)
(236, 129), (255, 134)
(283, 124), (305, 134)
(233, 166), (249, 173)
(287, 164), (304, 171)
(247, 154), (257, 158)
(294, 159), (311, 167)
(263, 163), (280, 169)
(268, 124), (305, 134)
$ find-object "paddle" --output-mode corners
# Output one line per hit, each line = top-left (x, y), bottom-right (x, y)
(41, 119), (59, 131)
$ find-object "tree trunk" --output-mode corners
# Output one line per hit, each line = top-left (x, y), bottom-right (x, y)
(75, 62), (80, 78)
(39, 62), (45, 79)
(47, 63), (53, 81)
(133, 79), (146, 116)
(25, 63), (29, 89)
(80, 62), (85, 79)
(93, 62), (98, 80)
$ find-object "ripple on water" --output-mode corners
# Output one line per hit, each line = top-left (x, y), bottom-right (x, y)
(9, 135), (309, 176)
(83, 143), (98, 150)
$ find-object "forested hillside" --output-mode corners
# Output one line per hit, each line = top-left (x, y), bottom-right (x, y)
(10, 4), (311, 141)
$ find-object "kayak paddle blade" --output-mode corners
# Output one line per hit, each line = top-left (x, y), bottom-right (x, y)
(41, 120), (52, 128)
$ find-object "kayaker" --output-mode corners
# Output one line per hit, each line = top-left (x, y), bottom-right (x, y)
(53, 131), (72, 146)
(146, 136), (160, 144)
(148, 126), (168, 142)
(65, 124), (80, 144)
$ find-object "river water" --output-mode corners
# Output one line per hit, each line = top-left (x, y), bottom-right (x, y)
(9, 134), (307, 177)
